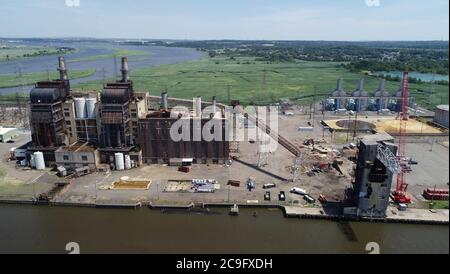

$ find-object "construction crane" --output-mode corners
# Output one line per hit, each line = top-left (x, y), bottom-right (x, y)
(392, 71), (412, 204)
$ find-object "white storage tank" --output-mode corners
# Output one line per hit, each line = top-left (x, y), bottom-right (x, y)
(74, 98), (87, 119)
(34, 151), (45, 170)
(124, 155), (132, 170)
(115, 153), (125, 171)
(86, 98), (97, 119)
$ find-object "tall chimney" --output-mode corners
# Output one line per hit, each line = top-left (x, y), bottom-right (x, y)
(377, 79), (386, 92)
(161, 92), (168, 111)
(121, 57), (129, 82)
(356, 79), (365, 91)
(336, 78), (343, 91)
(58, 56), (68, 80)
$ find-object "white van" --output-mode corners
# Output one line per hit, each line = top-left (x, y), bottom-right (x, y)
(290, 187), (306, 195)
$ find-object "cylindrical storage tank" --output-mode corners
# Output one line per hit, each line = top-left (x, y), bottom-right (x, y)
(434, 105), (449, 128)
(74, 98), (87, 119)
(34, 151), (45, 170)
(115, 153), (125, 171)
(86, 98), (97, 119)
(124, 155), (132, 170)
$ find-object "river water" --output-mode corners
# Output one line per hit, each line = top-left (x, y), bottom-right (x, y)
(0, 205), (447, 254)
(0, 40), (204, 95)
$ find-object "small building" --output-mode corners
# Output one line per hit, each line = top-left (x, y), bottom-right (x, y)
(433, 105), (449, 129)
(0, 127), (19, 143)
(55, 142), (100, 170)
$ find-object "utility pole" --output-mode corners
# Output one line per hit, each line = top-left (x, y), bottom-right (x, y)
(353, 111), (358, 141)
(312, 86), (317, 127)
(113, 55), (118, 80)
(101, 67), (106, 86)
(157, 183), (160, 200)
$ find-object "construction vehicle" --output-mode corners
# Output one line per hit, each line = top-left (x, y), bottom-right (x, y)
(392, 72), (412, 204)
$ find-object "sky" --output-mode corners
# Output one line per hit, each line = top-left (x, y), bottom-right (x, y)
(0, 0), (448, 41)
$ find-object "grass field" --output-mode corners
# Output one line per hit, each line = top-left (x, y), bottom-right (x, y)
(424, 200), (450, 210)
(0, 47), (73, 62)
(69, 56), (448, 108)
(0, 69), (96, 88)
(68, 48), (146, 63)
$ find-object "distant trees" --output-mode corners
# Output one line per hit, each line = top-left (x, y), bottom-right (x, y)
(208, 51), (217, 58)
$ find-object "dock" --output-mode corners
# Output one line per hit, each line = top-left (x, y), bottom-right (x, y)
(284, 206), (449, 225)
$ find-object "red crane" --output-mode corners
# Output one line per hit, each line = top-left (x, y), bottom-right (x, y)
(392, 71), (412, 204)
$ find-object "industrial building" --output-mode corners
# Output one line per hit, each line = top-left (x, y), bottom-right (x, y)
(28, 57), (71, 163)
(433, 105), (449, 128)
(137, 95), (229, 164)
(24, 56), (230, 171)
(324, 78), (413, 112)
(55, 142), (101, 170)
(347, 137), (398, 218)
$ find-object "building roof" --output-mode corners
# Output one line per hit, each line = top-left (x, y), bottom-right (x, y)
(437, 105), (449, 112)
(56, 142), (96, 153)
(0, 127), (18, 135)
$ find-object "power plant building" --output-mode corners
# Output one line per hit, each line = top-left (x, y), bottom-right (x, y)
(26, 56), (230, 171)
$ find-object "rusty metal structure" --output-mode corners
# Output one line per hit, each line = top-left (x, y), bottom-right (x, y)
(97, 57), (143, 164)
(28, 57), (71, 163)
(137, 94), (229, 164)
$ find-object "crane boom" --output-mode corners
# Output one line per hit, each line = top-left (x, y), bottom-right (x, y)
(392, 71), (412, 204)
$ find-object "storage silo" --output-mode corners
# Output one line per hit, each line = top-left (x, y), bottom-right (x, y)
(34, 151), (45, 170)
(124, 155), (132, 170)
(115, 153), (125, 171)
(74, 98), (87, 119)
(86, 98), (97, 119)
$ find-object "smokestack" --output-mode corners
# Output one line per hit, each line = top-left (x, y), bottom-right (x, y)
(121, 57), (129, 82)
(212, 96), (217, 114)
(356, 79), (365, 91)
(58, 56), (68, 80)
(378, 79), (386, 91)
(161, 92), (168, 111)
(336, 78), (343, 91)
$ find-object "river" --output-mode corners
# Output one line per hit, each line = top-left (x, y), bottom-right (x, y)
(0, 205), (447, 254)
(377, 71), (449, 82)
(0, 40), (204, 95)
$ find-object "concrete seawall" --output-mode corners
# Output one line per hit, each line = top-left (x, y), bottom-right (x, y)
(0, 198), (448, 225)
